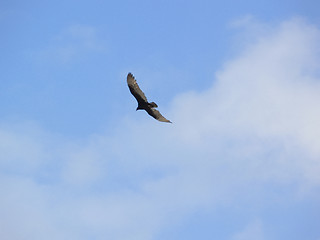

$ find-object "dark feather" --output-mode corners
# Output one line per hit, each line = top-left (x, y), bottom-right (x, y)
(127, 73), (148, 104)
(145, 107), (172, 123)
(127, 73), (171, 123)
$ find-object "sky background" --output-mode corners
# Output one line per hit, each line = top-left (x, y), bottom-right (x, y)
(1, 0), (320, 239)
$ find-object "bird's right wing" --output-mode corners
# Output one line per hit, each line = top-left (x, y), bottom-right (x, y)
(146, 107), (171, 123)
(127, 73), (148, 103)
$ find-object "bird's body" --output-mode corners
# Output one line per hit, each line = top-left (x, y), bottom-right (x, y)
(127, 73), (171, 123)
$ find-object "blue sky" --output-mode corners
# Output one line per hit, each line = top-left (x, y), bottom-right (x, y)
(1, 0), (320, 240)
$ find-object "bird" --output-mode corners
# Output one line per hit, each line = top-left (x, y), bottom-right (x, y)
(127, 72), (171, 123)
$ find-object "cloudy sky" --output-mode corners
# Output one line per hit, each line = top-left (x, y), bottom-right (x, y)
(1, 0), (320, 239)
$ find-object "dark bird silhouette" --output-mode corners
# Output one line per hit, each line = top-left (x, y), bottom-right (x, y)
(127, 73), (171, 123)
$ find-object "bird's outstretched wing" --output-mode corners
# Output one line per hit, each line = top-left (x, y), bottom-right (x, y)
(145, 107), (171, 123)
(127, 73), (148, 103)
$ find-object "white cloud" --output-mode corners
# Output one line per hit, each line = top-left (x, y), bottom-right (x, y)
(1, 18), (320, 239)
(171, 18), (320, 186)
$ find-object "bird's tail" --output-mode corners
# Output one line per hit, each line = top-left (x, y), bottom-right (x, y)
(149, 102), (158, 108)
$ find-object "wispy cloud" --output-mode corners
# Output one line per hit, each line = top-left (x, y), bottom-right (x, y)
(1, 18), (320, 239)
(34, 24), (107, 64)
(232, 220), (265, 240)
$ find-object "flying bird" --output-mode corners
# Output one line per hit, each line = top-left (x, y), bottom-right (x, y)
(127, 73), (171, 123)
